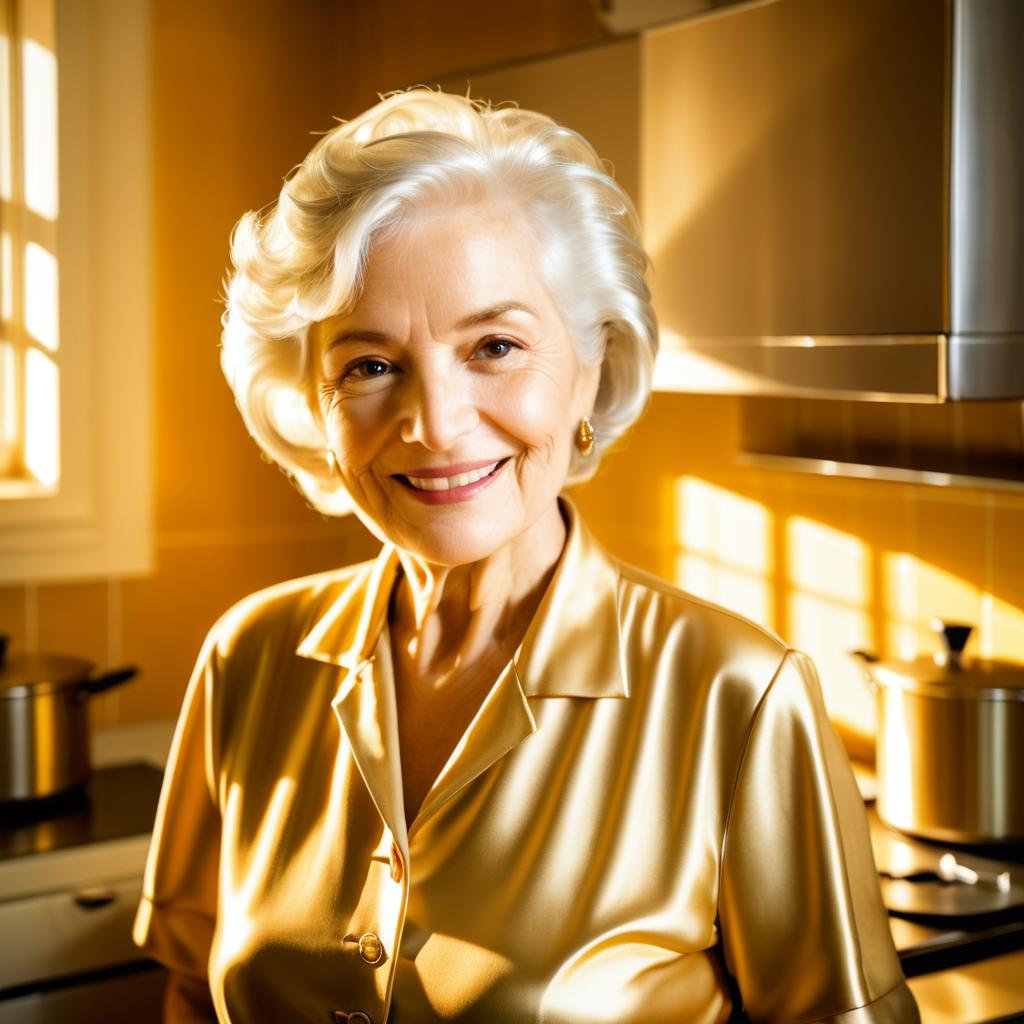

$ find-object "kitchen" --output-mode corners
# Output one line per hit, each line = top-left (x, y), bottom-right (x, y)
(1, 0), (1023, 1021)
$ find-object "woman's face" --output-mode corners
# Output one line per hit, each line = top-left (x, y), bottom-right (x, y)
(315, 202), (600, 566)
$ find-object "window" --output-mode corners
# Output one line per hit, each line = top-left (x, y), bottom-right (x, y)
(0, 0), (152, 583)
(1, 0), (60, 497)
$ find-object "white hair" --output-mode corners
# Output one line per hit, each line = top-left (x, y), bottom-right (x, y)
(220, 88), (658, 516)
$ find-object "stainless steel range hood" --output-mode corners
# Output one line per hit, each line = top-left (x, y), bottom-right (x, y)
(643, 0), (1024, 402)
(443, 0), (1024, 403)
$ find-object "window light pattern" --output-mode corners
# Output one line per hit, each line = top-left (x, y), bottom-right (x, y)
(0, 0), (60, 496)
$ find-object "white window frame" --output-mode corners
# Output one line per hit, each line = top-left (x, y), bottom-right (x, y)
(0, 0), (152, 583)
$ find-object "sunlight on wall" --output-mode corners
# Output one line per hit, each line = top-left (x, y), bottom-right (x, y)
(883, 552), (1024, 664)
(672, 476), (774, 628)
(883, 552), (981, 660)
(671, 480), (1024, 747)
(786, 516), (875, 738)
(992, 595), (1024, 662)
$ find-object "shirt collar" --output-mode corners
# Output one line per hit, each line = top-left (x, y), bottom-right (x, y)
(295, 496), (628, 701)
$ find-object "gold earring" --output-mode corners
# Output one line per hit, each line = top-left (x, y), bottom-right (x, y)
(575, 417), (594, 457)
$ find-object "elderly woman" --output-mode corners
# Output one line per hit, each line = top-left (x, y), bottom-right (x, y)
(134, 89), (919, 1023)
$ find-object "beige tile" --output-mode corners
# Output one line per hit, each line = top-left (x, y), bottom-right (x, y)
(991, 505), (1024, 663)
(36, 581), (109, 662)
(119, 538), (313, 725)
(35, 581), (118, 730)
(910, 498), (986, 659)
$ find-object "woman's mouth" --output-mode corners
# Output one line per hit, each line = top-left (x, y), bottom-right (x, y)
(393, 458), (510, 504)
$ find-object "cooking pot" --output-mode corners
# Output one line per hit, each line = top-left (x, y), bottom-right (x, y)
(0, 634), (137, 802)
(852, 621), (1024, 845)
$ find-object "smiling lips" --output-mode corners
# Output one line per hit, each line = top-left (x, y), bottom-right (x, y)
(394, 458), (510, 504)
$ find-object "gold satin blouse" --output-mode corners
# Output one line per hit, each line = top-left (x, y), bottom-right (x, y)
(134, 500), (919, 1023)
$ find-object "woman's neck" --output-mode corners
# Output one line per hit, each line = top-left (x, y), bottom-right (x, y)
(390, 500), (567, 697)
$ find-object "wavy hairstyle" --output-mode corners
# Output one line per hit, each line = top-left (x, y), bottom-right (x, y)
(220, 88), (658, 516)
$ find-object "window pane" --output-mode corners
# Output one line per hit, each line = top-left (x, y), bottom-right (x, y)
(24, 344), (58, 485)
(0, 231), (11, 321)
(0, 29), (11, 202)
(0, 339), (16, 475)
(24, 239), (57, 350)
(22, 37), (57, 220)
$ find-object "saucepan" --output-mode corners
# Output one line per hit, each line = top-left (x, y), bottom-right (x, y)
(852, 621), (1024, 846)
(0, 634), (137, 802)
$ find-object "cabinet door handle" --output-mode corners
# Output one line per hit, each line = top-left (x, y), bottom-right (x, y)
(73, 887), (117, 909)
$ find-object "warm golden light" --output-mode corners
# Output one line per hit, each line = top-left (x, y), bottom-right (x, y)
(0, 340), (15, 474)
(24, 241), (58, 350)
(676, 553), (773, 627)
(787, 516), (868, 604)
(878, 686), (915, 822)
(672, 476), (774, 628)
(0, 231), (11, 321)
(883, 553), (921, 660)
(991, 594), (1024, 663)
(21, 38), (58, 221)
(269, 385), (322, 448)
(913, 560), (983, 629)
(786, 516), (874, 739)
(24, 345), (58, 486)
(0, 32), (11, 202)
(882, 551), (1024, 664)
(883, 552), (982, 659)
(675, 477), (773, 574)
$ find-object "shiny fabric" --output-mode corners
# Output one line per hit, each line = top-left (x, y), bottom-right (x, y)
(134, 499), (919, 1023)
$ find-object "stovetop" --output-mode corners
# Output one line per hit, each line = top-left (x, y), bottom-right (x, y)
(865, 804), (1024, 976)
(0, 762), (164, 862)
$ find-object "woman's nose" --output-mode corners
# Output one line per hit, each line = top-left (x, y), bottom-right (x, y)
(398, 374), (479, 451)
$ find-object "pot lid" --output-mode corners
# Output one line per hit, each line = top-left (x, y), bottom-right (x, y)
(867, 656), (1024, 700)
(0, 635), (96, 699)
(857, 621), (1024, 701)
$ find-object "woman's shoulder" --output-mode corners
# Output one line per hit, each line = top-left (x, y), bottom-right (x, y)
(203, 557), (379, 664)
(610, 556), (791, 708)
(614, 557), (785, 648)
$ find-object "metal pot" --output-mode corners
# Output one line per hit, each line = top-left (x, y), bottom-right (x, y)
(852, 621), (1024, 845)
(0, 634), (137, 802)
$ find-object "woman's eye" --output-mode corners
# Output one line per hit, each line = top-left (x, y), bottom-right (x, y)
(345, 358), (392, 380)
(475, 338), (518, 360)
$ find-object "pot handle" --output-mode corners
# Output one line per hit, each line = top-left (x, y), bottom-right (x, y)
(931, 619), (973, 670)
(86, 666), (138, 696)
(849, 649), (880, 692)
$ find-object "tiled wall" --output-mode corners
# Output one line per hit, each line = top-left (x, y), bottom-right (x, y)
(572, 392), (1024, 757)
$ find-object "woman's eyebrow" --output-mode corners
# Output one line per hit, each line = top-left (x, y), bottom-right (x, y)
(455, 301), (539, 329)
(324, 327), (392, 351)
(323, 302), (539, 352)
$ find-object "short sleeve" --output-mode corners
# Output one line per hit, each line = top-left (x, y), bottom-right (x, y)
(718, 650), (920, 1023)
(133, 623), (222, 986)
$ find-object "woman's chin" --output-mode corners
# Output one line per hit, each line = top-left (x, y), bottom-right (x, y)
(393, 526), (511, 568)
